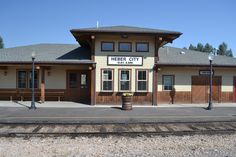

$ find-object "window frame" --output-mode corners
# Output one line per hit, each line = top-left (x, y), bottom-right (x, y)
(162, 75), (175, 91)
(68, 72), (78, 88)
(136, 69), (149, 92)
(118, 69), (132, 92)
(101, 69), (114, 92)
(136, 42), (149, 52)
(16, 69), (39, 89)
(118, 42), (132, 52)
(101, 41), (115, 52)
(17, 70), (28, 89)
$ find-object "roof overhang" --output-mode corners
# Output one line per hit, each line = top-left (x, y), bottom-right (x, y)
(70, 29), (182, 47)
(0, 61), (96, 65)
(156, 63), (236, 68)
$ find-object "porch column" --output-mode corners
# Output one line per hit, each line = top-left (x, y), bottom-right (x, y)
(152, 36), (163, 106)
(152, 66), (158, 106)
(90, 64), (96, 105)
(40, 67), (45, 103)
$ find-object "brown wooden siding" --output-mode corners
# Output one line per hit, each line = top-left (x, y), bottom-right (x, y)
(221, 92), (233, 102)
(157, 91), (191, 104)
(96, 92), (152, 105)
(191, 76), (221, 103)
(0, 89), (66, 101)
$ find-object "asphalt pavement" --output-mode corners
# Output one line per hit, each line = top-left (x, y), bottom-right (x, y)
(0, 106), (236, 124)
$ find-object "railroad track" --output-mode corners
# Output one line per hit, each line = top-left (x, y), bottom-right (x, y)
(0, 121), (236, 137)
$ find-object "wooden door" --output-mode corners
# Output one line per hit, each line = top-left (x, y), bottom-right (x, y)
(77, 70), (91, 104)
(192, 76), (207, 103)
(66, 70), (91, 104)
(211, 77), (221, 102)
(192, 76), (221, 103)
(234, 77), (236, 102)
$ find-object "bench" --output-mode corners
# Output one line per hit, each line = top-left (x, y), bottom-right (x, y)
(0, 90), (17, 101)
(45, 91), (65, 101)
(0, 89), (65, 102)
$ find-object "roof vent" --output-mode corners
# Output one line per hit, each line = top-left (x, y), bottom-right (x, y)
(180, 51), (185, 54)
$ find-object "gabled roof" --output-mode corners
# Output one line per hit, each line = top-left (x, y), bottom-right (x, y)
(158, 47), (236, 67)
(0, 44), (94, 64)
(71, 25), (182, 35)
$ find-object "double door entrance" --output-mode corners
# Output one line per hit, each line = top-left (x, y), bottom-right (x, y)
(192, 76), (221, 103)
(66, 70), (91, 104)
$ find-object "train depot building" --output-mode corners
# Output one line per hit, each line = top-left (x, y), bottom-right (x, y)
(0, 26), (236, 105)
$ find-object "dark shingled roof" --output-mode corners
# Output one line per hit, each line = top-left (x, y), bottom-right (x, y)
(158, 47), (236, 67)
(0, 44), (235, 67)
(0, 44), (94, 64)
(71, 25), (182, 35)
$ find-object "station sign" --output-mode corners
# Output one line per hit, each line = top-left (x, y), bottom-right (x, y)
(107, 56), (143, 66)
(199, 70), (214, 76)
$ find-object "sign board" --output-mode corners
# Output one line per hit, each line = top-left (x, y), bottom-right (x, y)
(199, 70), (214, 75)
(107, 56), (143, 66)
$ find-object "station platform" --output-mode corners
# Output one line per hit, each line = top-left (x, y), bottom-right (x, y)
(0, 101), (236, 124)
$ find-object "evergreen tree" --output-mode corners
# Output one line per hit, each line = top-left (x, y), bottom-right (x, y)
(203, 43), (213, 53)
(187, 42), (233, 57)
(217, 42), (233, 57)
(196, 43), (204, 52)
(189, 44), (196, 50)
(0, 36), (4, 49)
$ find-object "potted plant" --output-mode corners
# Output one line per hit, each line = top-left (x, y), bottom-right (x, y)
(122, 92), (133, 110)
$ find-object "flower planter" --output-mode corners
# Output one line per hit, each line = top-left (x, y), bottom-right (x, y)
(122, 94), (133, 110)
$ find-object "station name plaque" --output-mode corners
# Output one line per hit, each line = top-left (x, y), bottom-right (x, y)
(107, 56), (143, 66)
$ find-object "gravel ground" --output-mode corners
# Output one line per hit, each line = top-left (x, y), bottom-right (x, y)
(0, 134), (236, 157)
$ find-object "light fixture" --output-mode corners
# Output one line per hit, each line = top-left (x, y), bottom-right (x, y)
(208, 53), (214, 61)
(121, 34), (128, 38)
(91, 35), (95, 39)
(31, 51), (36, 59)
(207, 53), (214, 110)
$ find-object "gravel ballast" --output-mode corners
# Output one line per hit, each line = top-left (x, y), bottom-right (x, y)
(0, 134), (236, 157)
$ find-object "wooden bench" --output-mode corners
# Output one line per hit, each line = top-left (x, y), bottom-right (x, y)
(45, 91), (65, 101)
(16, 90), (41, 101)
(0, 89), (65, 102)
(0, 90), (17, 101)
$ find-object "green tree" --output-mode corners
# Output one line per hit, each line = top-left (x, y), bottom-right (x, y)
(217, 42), (233, 57)
(203, 43), (213, 53)
(0, 36), (4, 49)
(196, 43), (204, 52)
(189, 44), (196, 50)
(187, 42), (233, 57)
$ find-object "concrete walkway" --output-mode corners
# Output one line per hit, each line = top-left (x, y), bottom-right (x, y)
(0, 102), (236, 124)
(0, 101), (235, 108)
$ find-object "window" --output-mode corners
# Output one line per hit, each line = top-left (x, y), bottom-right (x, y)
(18, 71), (27, 88)
(119, 69), (131, 91)
(81, 74), (87, 88)
(163, 75), (174, 90)
(101, 42), (114, 51)
(17, 70), (38, 89)
(118, 42), (132, 52)
(69, 72), (77, 88)
(101, 69), (113, 91)
(136, 42), (149, 52)
(137, 70), (148, 91)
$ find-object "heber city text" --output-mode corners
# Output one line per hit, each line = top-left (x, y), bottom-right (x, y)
(108, 56), (143, 65)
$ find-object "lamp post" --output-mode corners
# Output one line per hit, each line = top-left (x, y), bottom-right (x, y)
(30, 52), (36, 110)
(207, 53), (214, 110)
